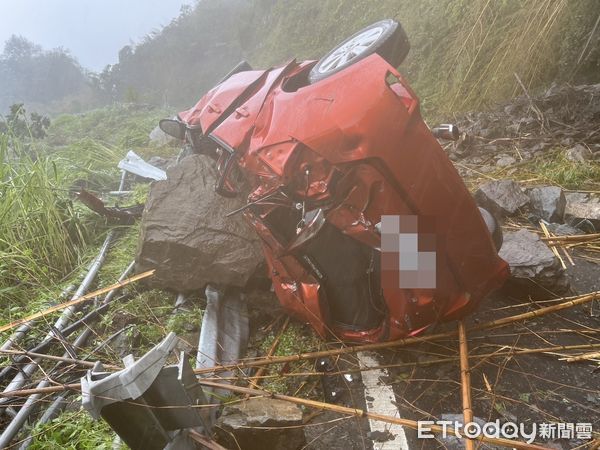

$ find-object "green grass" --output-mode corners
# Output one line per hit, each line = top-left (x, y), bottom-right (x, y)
(527, 153), (600, 189)
(46, 105), (168, 148)
(257, 321), (323, 395)
(481, 150), (600, 190)
(28, 409), (121, 450)
(0, 135), (89, 308)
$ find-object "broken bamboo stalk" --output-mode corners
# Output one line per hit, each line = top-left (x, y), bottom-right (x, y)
(540, 221), (566, 270)
(199, 380), (550, 450)
(245, 316), (289, 395)
(458, 320), (474, 450)
(193, 290), (600, 375)
(5, 342), (599, 399)
(562, 351), (600, 363)
(204, 342), (600, 381)
(0, 269), (154, 334)
(0, 349), (120, 370)
(541, 232), (600, 243)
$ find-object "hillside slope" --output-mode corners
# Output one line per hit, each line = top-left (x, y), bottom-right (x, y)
(102, 0), (600, 117)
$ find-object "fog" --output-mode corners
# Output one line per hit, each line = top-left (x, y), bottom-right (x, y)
(0, 0), (191, 71)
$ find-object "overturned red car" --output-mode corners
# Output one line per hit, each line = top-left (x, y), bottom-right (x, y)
(160, 19), (509, 343)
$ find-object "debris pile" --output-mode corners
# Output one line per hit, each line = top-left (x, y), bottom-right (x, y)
(449, 83), (600, 167)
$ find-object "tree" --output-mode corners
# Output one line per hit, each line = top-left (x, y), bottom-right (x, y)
(0, 103), (50, 139)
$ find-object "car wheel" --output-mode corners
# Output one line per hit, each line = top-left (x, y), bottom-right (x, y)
(478, 207), (503, 251)
(308, 19), (410, 84)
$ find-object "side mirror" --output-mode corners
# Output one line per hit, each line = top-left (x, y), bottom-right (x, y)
(431, 124), (459, 141)
(287, 209), (326, 252)
(159, 119), (186, 140)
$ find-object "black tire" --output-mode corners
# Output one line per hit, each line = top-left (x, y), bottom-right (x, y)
(478, 207), (503, 251)
(308, 19), (410, 84)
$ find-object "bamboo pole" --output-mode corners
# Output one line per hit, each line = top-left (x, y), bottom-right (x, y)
(4, 343), (599, 398)
(458, 321), (474, 450)
(192, 290), (600, 375)
(199, 381), (550, 450)
(245, 316), (289, 396)
(0, 270), (155, 334)
(540, 221), (566, 270)
(0, 383), (80, 398)
(563, 351), (600, 363)
(0, 349), (120, 370)
(541, 233), (600, 243)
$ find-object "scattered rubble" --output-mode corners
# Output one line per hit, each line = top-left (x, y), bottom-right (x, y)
(474, 179), (529, 217)
(136, 154), (264, 291)
(498, 229), (569, 295)
(215, 397), (306, 450)
(450, 83), (600, 166)
(526, 185), (565, 222)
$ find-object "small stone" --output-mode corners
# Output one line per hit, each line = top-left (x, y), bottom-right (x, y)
(496, 155), (517, 167)
(475, 180), (530, 217)
(565, 192), (600, 226)
(566, 144), (592, 162)
(215, 398), (306, 450)
(527, 186), (566, 222)
(499, 229), (569, 295)
(546, 223), (582, 236)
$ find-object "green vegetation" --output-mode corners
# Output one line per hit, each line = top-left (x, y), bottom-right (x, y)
(526, 152), (600, 189)
(257, 321), (323, 395)
(0, 103), (50, 139)
(0, 135), (87, 307)
(28, 410), (120, 450)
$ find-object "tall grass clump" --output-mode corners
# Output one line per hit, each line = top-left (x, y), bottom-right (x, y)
(0, 134), (87, 309)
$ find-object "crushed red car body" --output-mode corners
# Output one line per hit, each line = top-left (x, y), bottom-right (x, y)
(171, 26), (509, 343)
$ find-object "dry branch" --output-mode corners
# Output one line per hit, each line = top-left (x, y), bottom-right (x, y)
(458, 320), (475, 450)
(193, 290), (600, 375)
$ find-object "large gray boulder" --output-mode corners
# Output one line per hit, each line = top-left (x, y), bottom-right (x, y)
(215, 398), (306, 450)
(499, 229), (569, 295)
(474, 180), (529, 217)
(136, 155), (263, 291)
(527, 186), (566, 222)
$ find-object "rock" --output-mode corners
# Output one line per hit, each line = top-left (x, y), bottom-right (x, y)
(565, 192), (600, 227)
(147, 155), (175, 170)
(148, 125), (176, 146)
(546, 223), (582, 236)
(136, 154), (263, 291)
(527, 186), (566, 222)
(474, 180), (529, 217)
(499, 229), (569, 296)
(496, 155), (516, 167)
(566, 144), (592, 162)
(215, 398), (306, 450)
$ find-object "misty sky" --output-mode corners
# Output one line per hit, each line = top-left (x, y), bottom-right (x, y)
(0, 0), (191, 72)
